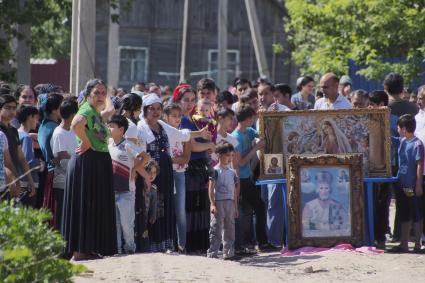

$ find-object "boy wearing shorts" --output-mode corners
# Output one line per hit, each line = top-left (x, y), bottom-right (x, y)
(389, 114), (424, 253)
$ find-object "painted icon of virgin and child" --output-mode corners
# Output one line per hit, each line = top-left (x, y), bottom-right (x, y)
(286, 118), (353, 155)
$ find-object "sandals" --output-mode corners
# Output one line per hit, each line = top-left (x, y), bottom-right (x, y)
(386, 245), (409, 253)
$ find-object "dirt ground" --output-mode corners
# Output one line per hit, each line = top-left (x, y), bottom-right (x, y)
(74, 200), (425, 283)
(74, 250), (425, 283)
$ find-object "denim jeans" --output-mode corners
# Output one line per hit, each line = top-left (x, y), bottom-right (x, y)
(115, 191), (136, 253)
(174, 171), (187, 249)
(261, 184), (284, 246)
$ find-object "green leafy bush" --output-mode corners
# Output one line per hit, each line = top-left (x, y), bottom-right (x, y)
(0, 201), (86, 282)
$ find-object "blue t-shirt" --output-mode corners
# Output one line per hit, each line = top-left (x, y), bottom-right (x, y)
(232, 127), (257, 179)
(180, 115), (207, 160)
(390, 114), (398, 137)
(291, 92), (315, 110)
(394, 136), (424, 188)
(19, 130), (40, 185)
(38, 119), (59, 172)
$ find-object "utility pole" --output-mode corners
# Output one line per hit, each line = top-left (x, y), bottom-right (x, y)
(107, 3), (120, 87)
(245, 0), (270, 79)
(179, 0), (191, 84)
(70, 0), (96, 95)
(16, 0), (31, 84)
(69, 0), (78, 95)
(217, 0), (228, 90)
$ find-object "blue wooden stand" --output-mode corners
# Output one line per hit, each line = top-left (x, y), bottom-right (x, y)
(257, 177), (398, 246)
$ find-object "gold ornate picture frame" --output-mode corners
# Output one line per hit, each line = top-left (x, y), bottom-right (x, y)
(287, 154), (365, 249)
(258, 108), (391, 180)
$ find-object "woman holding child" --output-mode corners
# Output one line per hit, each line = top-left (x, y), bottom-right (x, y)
(62, 79), (117, 260)
(137, 93), (212, 252)
(137, 93), (182, 252)
(174, 87), (216, 252)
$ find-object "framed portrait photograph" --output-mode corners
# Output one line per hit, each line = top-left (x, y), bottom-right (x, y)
(258, 108), (392, 179)
(264, 154), (284, 176)
(287, 154), (364, 249)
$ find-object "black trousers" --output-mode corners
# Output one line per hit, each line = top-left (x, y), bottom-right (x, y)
(54, 188), (64, 231)
(373, 182), (391, 242)
(238, 178), (267, 246)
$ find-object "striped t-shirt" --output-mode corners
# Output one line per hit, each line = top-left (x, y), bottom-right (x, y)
(108, 139), (142, 192)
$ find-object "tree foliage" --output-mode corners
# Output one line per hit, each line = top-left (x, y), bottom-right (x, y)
(0, 201), (86, 282)
(284, 0), (425, 83)
(0, 0), (133, 82)
(31, 0), (72, 59)
(0, 0), (72, 81)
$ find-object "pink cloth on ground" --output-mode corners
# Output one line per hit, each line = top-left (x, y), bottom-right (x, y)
(281, 243), (384, 256)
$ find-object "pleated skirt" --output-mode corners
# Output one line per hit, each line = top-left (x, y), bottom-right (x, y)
(61, 149), (117, 255)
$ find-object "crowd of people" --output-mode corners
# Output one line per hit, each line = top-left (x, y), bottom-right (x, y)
(0, 71), (424, 260)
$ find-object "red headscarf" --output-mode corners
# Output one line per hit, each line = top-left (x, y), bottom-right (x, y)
(172, 84), (191, 102)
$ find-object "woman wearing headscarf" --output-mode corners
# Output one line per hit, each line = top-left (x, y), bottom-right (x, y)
(61, 79), (117, 260)
(319, 118), (352, 154)
(137, 93), (179, 252)
(173, 87), (216, 252)
(137, 93), (211, 252)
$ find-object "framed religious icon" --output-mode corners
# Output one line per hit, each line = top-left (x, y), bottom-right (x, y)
(286, 154), (365, 249)
(264, 153), (284, 177)
(258, 108), (391, 180)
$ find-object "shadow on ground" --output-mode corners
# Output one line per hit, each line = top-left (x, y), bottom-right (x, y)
(237, 252), (322, 268)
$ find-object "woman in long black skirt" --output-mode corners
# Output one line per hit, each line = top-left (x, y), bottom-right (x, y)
(137, 94), (182, 252)
(61, 79), (117, 260)
(174, 87), (216, 252)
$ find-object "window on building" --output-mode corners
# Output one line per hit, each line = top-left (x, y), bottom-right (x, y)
(207, 49), (240, 85)
(119, 46), (148, 84)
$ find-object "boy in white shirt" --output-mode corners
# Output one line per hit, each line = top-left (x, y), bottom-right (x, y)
(50, 98), (79, 229)
(108, 114), (149, 254)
